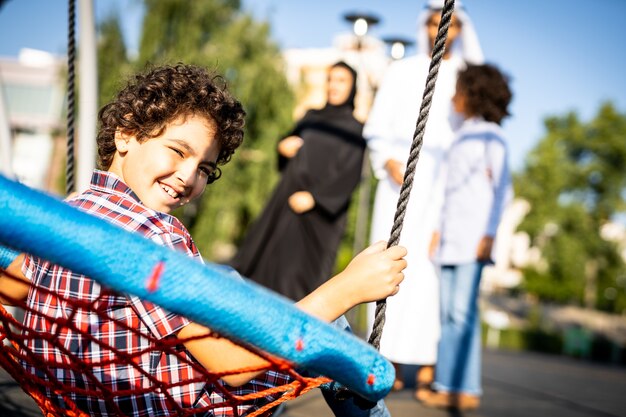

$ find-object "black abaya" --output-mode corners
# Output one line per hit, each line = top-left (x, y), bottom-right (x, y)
(230, 105), (365, 301)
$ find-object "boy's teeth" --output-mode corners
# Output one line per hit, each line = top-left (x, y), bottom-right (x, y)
(161, 184), (179, 198)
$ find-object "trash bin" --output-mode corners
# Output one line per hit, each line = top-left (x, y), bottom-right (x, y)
(563, 325), (592, 359)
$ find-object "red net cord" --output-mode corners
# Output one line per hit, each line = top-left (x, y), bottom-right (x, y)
(0, 269), (330, 417)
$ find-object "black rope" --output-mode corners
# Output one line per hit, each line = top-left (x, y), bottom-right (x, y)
(65, 0), (76, 195)
(368, 0), (456, 350)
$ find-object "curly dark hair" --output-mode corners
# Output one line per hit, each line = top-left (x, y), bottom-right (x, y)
(457, 64), (512, 125)
(97, 64), (245, 182)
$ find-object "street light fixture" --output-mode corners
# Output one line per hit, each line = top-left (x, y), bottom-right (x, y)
(343, 12), (380, 49)
(382, 36), (414, 60)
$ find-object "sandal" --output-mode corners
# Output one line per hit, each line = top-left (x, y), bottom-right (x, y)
(391, 363), (404, 391)
(414, 381), (433, 401)
(414, 366), (434, 402)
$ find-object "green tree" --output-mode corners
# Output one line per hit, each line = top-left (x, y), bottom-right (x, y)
(515, 102), (626, 313)
(97, 13), (130, 110)
(135, 0), (295, 259)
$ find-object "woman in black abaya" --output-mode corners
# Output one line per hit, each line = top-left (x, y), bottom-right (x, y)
(230, 61), (365, 301)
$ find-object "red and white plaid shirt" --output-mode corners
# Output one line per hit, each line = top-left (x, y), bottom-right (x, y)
(21, 170), (290, 417)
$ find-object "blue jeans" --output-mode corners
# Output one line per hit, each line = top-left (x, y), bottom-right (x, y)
(433, 262), (484, 396)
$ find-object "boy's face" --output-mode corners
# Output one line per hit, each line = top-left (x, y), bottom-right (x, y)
(452, 86), (467, 116)
(109, 114), (220, 214)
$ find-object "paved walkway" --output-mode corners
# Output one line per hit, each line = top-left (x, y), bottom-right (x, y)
(1, 349), (625, 417)
(282, 349), (626, 417)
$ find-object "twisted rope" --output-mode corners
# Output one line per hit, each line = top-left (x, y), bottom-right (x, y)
(368, 0), (456, 350)
(65, 0), (76, 195)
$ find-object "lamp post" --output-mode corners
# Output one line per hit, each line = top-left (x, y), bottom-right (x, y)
(343, 12), (380, 50)
(382, 36), (414, 60)
(77, 0), (98, 193)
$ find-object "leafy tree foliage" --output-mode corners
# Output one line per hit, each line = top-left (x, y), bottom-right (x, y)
(97, 14), (130, 109)
(515, 102), (626, 313)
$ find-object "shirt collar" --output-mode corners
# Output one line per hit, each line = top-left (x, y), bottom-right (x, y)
(90, 170), (142, 204)
(458, 116), (504, 138)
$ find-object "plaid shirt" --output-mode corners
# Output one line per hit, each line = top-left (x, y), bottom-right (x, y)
(21, 170), (290, 417)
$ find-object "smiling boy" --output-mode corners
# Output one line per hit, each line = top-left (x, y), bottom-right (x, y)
(0, 64), (406, 416)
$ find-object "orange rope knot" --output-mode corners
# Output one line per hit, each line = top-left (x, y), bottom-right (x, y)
(366, 374), (375, 385)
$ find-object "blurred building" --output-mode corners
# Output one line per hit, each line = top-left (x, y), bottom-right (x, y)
(0, 48), (66, 191)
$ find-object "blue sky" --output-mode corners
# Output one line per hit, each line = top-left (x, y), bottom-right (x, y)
(1, 0), (625, 171)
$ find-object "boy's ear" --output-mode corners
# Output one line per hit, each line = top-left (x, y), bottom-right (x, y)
(114, 129), (130, 153)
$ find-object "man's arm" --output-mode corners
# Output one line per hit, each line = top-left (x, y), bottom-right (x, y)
(363, 63), (402, 181)
(485, 137), (512, 237)
(478, 137), (512, 262)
